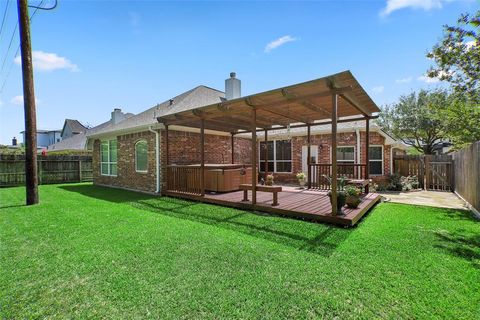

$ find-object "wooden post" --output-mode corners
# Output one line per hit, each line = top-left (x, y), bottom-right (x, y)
(307, 124), (311, 189)
(78, 160), (82, 182)
(18, 0), (38, 205)
(264, 129), (268, 181)
(331, 94), (338, 215)
(251, 108), (257, 205)
(365, 117), (370, 179)
(230, 133), (235, 164)
(200, 119), (205, 197)
(165, 125), (169, 191)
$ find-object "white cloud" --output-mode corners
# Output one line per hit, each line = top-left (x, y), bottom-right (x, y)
(417, 75), (439, 83)
(264, 35), (297, 53)
(380, 0), (443, 16)
(14, 51), (79, 72)
(372, 86), (385, 94)
(395, 77), (413, 84)
(417, 70), (452, 83)
(10, 95), (40, 106)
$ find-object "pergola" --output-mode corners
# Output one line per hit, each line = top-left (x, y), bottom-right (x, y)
(157, 70), (380, 215)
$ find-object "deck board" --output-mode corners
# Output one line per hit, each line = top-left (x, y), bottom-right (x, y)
(165, 186), (381, 226)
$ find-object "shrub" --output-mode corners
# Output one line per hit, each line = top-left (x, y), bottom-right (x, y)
(296, 172), (306, 180)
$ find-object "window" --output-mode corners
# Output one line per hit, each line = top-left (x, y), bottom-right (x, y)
(337, 146), (355, 176)
(369, 146), (383, 175)
(337, 146), (355, 163)
(135, 140), (148, 172)
(100, 139), (117, 176)
(259, 140), (292, 173)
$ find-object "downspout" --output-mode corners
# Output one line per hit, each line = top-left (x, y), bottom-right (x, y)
(390, 146), (395, 175)
(355, 128), (361, 179)
(148, 126), (160, 193)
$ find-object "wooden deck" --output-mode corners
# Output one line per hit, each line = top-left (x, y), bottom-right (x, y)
(165, 186), (381, 227)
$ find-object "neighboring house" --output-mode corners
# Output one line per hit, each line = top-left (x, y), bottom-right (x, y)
(48, 111), (134, 152)
(87, 72), (406, 194)
(61, 119), (88, 139)
(21, 129), (62, 149)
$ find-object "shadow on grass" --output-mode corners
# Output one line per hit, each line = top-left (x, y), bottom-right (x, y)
(435, 230), (480, 269)
(61, 184), (352, 257)
(0, 204), (25, 210)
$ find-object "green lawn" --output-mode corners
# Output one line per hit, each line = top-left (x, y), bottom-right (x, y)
(1, 184), (479, 319)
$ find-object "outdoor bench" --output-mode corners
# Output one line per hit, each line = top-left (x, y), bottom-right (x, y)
(346, 179), (370, 194)
(239, 184), (283, 206)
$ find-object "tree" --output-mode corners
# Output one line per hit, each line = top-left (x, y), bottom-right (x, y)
(427, 11), (480, 101)
(425, 10), (480, 149)
(377, 90), (448, 154)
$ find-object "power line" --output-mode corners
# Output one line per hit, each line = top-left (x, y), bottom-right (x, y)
(0, 0), (11, 41)
(0, 0), (45, 93)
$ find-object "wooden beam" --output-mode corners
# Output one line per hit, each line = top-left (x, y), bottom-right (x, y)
(331, 94), (338, 215)
(264, 129), (268, 182)
(231, 133), (235, 164)
(302, 100), (331, 116)
(307, 124), (311, 189)
(200, 119), (205, 197)
(339, 92), (370, 117)
(251, 108), (257, 206)
(258, 106), (312, 124)
(165, 125), (170, 192)
(365, 117), (370, 181)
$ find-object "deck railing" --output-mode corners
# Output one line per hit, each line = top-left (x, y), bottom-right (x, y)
(166, 165), (202, 195)
(309, 163), (367, 190)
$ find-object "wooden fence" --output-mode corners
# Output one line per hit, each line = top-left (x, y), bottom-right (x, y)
(393, 154), (453, 191)
(452, 141), (480, 212)
(0, 155), (93, 187)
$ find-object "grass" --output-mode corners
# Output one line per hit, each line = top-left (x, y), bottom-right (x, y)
(1, 183), (479, 319)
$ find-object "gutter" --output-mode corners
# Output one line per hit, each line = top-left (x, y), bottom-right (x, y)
(148, 126), (160, 193)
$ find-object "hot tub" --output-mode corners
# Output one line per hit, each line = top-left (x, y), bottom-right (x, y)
(188, 164), (253, 192)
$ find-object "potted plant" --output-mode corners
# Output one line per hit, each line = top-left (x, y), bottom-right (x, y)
(323, 175), (347, 215)
(296, 172), (306, 188)
(265, 174), (274, 186)
(345, 185), (361, 208)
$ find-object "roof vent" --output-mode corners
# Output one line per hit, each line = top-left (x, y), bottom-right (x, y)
(225, 72), (241, 100)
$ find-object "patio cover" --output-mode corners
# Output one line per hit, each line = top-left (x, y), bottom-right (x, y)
(157, 70), (380, 132)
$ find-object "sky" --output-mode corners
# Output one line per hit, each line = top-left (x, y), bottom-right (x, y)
(0, 0), (478, 144)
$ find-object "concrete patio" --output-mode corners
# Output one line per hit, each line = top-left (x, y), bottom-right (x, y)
(378, 190), (468, 210)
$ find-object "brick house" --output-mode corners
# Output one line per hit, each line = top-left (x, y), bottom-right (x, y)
(87, 72), (405, 194)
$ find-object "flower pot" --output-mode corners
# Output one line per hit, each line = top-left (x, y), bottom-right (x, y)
(298, 178), (306, 188)
(328, 191), (347, 215)
(346, 195), (361, 208)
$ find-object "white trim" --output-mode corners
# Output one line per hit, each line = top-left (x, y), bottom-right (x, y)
(100, 139), (118, 177)
(369, 145), (383, 176)
(331, 145), (356, 164)
(259, 139), (293, 173)
(134, 139), (148, 173)
(148, 127), (160, 193)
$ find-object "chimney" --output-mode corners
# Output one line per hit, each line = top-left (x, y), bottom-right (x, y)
(12, 137), (17, 146)
(111, 108), (126, 125)
(225, 72), (241, 100)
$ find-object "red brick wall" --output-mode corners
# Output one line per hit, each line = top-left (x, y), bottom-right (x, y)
(160, 130), (250, 165)
(269, 131), (391, 184)
(93, 128), (393, 192)
(93, 131), (157, 193)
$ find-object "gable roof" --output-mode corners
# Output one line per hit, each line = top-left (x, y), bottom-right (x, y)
(87, 85), (224, 138)
(61, 119), (87, 137)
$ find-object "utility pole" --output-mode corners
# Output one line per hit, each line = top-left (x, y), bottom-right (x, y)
(17, 0), (38, 205)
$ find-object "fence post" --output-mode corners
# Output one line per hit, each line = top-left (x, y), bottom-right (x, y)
(38, 159), (42, 185)
(79, 160), (82, 182)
